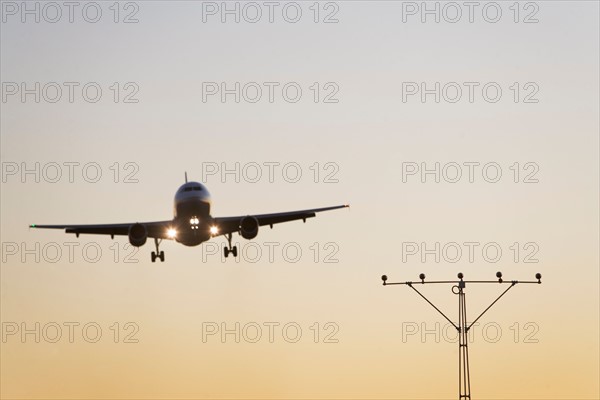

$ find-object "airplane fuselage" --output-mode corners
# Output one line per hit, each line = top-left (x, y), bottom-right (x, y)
(172, 182), (213, 246)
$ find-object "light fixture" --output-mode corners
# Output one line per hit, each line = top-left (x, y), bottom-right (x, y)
(210, 226), (219, 235)
(167, 228), (177, 238)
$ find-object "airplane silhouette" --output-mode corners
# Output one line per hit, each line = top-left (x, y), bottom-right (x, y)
(30, 173), (348, 262)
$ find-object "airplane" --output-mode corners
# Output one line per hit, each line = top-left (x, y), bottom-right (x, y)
(29, 173), (349, 262)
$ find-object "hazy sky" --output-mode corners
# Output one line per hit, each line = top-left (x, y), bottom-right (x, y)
(1, 1), (599, 399)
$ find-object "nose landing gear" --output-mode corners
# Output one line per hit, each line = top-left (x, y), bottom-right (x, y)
(151, 237), (165, 262)
(223, 232), (238, 258)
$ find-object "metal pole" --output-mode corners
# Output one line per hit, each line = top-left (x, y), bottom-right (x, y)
(458, 286), (471, 399)
(381, 272), (541, 400)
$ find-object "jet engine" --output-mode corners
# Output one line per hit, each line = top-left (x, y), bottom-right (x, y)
(128, 223), (148, 247)
(240, 216), (259, 239)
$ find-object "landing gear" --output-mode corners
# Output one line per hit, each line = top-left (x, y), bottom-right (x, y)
(224, 247), (237, 258)
(151, 251), (164, 262)
(223, 232), (238, 258)
(151, 238), (165, 262)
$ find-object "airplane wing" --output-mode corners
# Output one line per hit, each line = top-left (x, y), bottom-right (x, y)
(29, 221), (174, 239)
(29, 205), (349, 239)
(213, 205), (349, 236)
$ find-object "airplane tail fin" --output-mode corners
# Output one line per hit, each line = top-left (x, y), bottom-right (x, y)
(184, 172), (188, 183)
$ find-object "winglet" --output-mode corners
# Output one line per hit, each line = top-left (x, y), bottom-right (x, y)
(184, 172), (188, 183)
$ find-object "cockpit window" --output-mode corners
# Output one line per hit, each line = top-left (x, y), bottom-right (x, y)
(181, 184), (203, 192)
(182, 186), (202, 192)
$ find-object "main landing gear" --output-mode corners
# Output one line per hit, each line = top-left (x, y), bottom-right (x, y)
(223, 232), (237, 258)
(151, 237), (165, 262)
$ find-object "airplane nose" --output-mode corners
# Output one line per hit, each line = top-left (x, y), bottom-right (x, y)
(185, 190), (210, 201)
(198, 193), (211, 202)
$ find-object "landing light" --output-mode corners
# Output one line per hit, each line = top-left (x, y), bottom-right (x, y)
(210, 226), (219, 235)
(167, 228), (177, 238)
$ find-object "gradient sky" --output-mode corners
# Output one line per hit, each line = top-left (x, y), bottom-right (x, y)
(1, 1), (599, 399)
